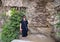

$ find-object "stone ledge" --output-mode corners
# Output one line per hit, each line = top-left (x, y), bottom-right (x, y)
(11, 40), (32, 42)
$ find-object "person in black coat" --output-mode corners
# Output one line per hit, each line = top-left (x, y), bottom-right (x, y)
(20, 15), (28, 37)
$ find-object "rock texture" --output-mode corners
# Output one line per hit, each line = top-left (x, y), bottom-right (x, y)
(0, 0), (60, 36)
(1, 0), (23, 7)
(25, 0), (56, 35)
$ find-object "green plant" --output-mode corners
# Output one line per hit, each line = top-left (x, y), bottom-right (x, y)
(1, 8), (25, 42)
(0, 33), (1, 39)
(55, 12), (60, 38)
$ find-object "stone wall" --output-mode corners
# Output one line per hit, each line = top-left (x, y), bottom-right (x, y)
(23, 0), (56, 35)
(0, 6), (4, 28)
(0, 0), (58, 35)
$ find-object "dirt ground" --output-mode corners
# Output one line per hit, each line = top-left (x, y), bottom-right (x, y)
(19, 34), (55, 42)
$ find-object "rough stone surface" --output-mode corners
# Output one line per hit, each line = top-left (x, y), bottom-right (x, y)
(1, 0), (60, 42)
(11, 40), (31, 42)
(0, 0), (60, 37)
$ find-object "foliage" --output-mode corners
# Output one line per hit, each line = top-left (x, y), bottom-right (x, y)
(0, 33), (1, 39)
(55, 13), (60, 28)
(1, 8), (25, 42)
(55, 12), (60, 38)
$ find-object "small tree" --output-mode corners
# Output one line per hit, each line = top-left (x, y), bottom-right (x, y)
(1, 8), (25, 42)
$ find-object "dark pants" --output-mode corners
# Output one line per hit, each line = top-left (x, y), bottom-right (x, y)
(22, 28), (28, 37)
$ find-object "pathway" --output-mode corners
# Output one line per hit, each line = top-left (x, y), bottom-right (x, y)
(18, 34), (55, 42)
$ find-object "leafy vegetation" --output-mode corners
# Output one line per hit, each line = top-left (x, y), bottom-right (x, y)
(0, 33), (1, 39)
(1, 8), (25, 42)
(55, 12), (60, 38)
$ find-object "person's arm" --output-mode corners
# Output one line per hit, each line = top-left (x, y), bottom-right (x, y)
(20, 23), (22, 32)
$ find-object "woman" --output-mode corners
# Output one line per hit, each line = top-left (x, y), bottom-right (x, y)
(20, 15), (28, 37)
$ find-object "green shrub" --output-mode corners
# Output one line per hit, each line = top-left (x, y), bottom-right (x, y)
(0, 33), (1, 39)
(55, 12), (60, 38)
(1, 8), (25, 42)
